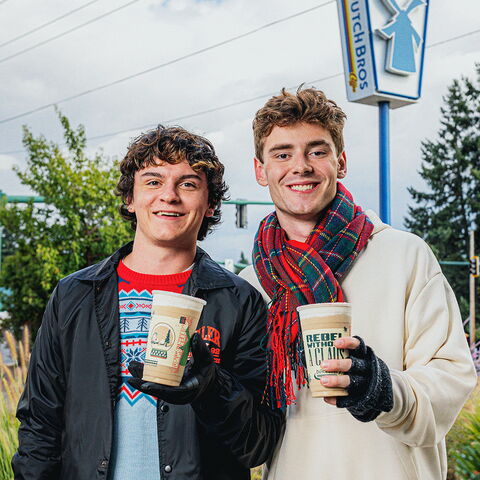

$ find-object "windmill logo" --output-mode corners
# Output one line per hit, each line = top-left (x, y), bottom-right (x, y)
(376, 0), (426, 76)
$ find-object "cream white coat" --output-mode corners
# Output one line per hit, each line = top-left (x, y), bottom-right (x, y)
(240, 211), (477, 480)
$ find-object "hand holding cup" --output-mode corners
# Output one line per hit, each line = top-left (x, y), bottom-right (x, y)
(320, 335), (361, 405)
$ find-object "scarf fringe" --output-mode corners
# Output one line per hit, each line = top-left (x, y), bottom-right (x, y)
(267, 308), (307, 408)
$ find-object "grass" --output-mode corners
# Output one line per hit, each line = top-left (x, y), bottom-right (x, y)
(0, 328), (29, 480)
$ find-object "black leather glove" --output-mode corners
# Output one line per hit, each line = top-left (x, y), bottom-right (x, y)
(128, 333), (217, 405)
(336, 336), (393, 422)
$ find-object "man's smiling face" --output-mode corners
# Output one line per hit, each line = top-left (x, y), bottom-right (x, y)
(254, 122), (347, 234)
(127, 160), (213, 250)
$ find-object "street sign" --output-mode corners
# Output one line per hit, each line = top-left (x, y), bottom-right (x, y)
(336, 0), (429, 108)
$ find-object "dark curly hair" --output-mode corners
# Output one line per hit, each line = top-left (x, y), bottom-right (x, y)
(116, 125), (229, 241)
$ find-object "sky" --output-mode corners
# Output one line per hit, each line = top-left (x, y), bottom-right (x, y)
(0, 0), (478, 264)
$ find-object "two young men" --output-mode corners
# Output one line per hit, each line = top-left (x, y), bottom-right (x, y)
(13, 88), (476, 480)
(12, 127), (284, 480)
(240, 87), (477, 479)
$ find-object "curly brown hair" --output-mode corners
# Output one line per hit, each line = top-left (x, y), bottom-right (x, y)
(253, 86), (347, 161)
(116, 125), (229, 241)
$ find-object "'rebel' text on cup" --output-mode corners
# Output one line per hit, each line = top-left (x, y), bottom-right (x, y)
(305, 331), (347, 368)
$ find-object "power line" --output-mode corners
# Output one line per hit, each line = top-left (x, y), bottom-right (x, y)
(0, 27), (478, 156)
(0, 0), (103, 49)
(0, 1), (336, 125)
(426, 28), (480, 48)
(87, 72), (344, 142)
(86, 27), (480, 139)
(0, 0), (141, 65)
(0, 72), (343, 156)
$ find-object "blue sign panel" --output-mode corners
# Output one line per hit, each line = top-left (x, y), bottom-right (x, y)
(337, 0), (429, 108)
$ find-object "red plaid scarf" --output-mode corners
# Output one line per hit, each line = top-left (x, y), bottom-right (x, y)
(253, 183), (373, 407)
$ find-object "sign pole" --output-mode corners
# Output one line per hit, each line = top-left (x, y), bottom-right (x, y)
(379, 101), (391, 224)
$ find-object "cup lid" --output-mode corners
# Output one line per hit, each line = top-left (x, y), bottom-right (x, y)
(296, 302), (351, 313)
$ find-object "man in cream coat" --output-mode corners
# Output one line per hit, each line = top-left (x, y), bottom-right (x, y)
(240, 87), (477, 480)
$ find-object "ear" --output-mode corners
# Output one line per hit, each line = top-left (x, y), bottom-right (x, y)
(125, 193), (135, 213)
(254, 157), (268, 187)
(205, 207), (215, 218)
(337, 151), (347, 179)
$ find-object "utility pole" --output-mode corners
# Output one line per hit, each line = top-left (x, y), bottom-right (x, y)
(469, 230), (478, 348)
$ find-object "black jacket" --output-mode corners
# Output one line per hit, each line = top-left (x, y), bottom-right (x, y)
(12, 243), (284, 480)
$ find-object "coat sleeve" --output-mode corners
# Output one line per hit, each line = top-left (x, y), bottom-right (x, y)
(375, 270), (477, 447)
(12, 285), (65, 479)
(192, 288), (285, 468)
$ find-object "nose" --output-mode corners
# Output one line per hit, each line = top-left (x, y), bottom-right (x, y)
(159, 181), (180, 203)
(291, 153), (314, 175)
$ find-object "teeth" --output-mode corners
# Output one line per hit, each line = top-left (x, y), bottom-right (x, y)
(157, 212), (181, 217)
(290, 184), (315, 191)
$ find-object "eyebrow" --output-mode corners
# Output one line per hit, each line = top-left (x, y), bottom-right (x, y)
(305, 140), (331, 150)
(267, 139), (332, 154)
(140, 172), (203, 182)
(267, 143), (294, 154)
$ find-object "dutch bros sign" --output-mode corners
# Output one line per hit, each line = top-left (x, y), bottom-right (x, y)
(336, 0), (429, 108)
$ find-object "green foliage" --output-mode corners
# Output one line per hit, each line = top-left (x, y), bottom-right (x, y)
(0, 228), (15, 260)
(405, 64), (480, 324)
(0, 111), (132, 338)
(447, 383), (480, 480)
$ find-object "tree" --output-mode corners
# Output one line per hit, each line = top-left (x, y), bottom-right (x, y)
(0, 111), (133, 337)
(0, 227), (16, 259)
(405, 64), (480, 326)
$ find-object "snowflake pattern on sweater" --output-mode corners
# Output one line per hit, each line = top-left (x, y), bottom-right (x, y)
(118, 288), (155, 406)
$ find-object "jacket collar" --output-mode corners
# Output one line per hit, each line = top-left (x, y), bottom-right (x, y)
(190, 247), (235, 290)
(75, 242), (133, 282)
(75, 242), (234, 290)
(365, 210), (392, 237)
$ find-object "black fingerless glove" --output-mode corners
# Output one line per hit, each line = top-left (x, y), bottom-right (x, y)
(128, 333), (217, 405)
(336, 336), (393, 422)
